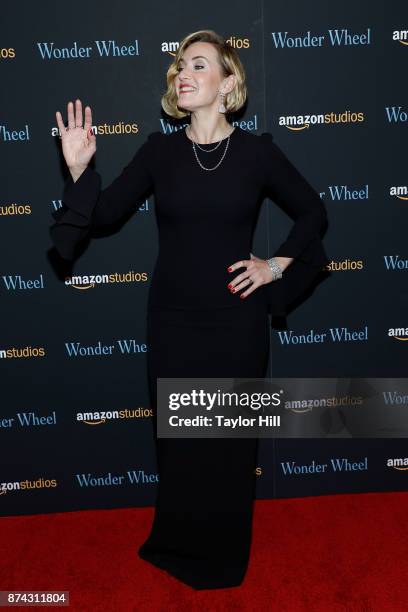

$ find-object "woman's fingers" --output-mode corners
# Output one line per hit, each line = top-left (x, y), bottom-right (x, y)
(58, 100), (91, 133)
(75, 99), (83, 127)
(234, 277), (258, 293)
(230, 276), (258, 299)
(55, 111), (66, 136)
(227, 259), (272, 298)
(67, 101), (75, 129)
(228, 262), (252, 286)
(83, 105), (92, 132)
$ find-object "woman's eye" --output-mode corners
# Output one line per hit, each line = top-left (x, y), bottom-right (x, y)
(177, 64), (204, 71)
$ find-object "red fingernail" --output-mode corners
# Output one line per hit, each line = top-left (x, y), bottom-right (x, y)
(227, 267), (233, 272)
(227, 283), (232, 289)
(240, 294), (246, 299)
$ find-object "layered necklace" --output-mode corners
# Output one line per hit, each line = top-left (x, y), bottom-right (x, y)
(185, 124), (235, 171)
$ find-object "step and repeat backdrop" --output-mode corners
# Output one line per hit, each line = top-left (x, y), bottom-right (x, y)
(1, 0), (407, 516)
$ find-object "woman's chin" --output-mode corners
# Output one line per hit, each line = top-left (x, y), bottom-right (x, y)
(176, 101), (191, 113)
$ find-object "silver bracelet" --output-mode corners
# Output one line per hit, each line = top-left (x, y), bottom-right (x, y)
(266, 257), (283, 280)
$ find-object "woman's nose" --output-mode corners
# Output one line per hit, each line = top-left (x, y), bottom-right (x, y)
(179, 66), (191, 78)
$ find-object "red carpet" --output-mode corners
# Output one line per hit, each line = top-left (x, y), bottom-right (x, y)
(1, 492), (407, 611)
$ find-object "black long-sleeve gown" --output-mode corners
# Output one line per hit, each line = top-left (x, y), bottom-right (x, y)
(50, 126), (329, 590)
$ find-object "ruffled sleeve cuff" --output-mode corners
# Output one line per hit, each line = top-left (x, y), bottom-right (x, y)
(263, 236), (330, 317)
(50, 166), (101, 260)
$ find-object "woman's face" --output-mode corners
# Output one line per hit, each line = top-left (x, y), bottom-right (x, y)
(175, 42), (230, 114)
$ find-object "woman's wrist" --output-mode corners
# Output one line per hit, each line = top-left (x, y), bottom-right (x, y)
(272, 256), (294, 272)
(69, 165), (88, 183)
(266, 256), (294, 280)
(266, 257), (284, 280)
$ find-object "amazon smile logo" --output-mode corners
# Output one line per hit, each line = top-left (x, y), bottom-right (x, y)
(393, 30), (408, 45)
(64, 270), (148, 289)
(278, 110), (364, 130)
(285, 395), (361, 413)
(390, 185), (408, 200)
(388, 327), (408, 341)
(161, 36), (250, 57)
(387, 457), (408, 470)
(161, 41), (180, 56)
(76, 407), (152, 425)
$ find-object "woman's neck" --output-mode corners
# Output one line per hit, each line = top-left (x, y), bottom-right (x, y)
(186, 119), (234, 144)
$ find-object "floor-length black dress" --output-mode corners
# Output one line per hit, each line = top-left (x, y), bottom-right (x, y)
(50, 125), (329, 590)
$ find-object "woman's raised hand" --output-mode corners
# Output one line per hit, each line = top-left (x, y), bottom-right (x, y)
(56, 99), (96, 178)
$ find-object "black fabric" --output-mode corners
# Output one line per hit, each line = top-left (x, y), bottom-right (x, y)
(49, 126), (330, 589)
(139, 301), (269, 589)
(257, 132), (329, 315)
(50, 127), (330, 316)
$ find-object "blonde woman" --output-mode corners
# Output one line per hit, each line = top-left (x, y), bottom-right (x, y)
(51, 29), (328, 590)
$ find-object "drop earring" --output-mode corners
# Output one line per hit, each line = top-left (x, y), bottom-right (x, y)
(218, 91), (226, 114)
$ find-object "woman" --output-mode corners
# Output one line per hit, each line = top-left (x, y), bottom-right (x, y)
(50, 30), (329, 590)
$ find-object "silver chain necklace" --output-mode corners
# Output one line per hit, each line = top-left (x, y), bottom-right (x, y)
(186, 125), (234, 171)
(193, 138), (223, 153)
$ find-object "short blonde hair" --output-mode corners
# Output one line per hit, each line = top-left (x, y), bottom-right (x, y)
(161, 30), (247, 119)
